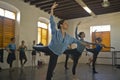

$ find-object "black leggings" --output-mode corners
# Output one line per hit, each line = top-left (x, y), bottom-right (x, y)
(64, 53), (69, 69)
(33, 46), (58, 80)
(20, 58), (27, 66)
(86, 48), (99, 71)
(20, 52), (27, 66)
(64, 49), (82, 75)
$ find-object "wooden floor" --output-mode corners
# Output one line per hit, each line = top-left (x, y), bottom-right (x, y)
(0, 63), (120, 80)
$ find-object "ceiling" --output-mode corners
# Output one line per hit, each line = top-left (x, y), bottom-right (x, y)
(24, 0), (120, 19)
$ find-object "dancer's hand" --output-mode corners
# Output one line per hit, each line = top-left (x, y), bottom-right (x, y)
(111, 47), (115, 49)
(51, 2), (58, 15)
(77, 21), (81, 26)
(51, 2), (58, 10)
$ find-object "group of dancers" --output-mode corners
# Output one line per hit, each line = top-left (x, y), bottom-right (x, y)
(33, 2), (114, 80)
(0, 2), (115, 80)
(4, 38), (41, 71)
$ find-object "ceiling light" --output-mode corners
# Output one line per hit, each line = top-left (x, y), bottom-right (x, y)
(102, 0), (110, 7)
(75, 0), (96, 17)
(83, 6), (92, 14)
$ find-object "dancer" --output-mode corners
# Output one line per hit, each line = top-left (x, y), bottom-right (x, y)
(33, 2), (88, 80)
(31, 40), (37, 67)
(6, 37), (16, 71)
(86, 37), (115, 73)
(64, 22), (92, 80)
(18, 40), (27, 68)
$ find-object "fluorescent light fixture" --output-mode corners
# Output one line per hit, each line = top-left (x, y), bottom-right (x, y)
(75, 0), (96, 17)
(83, 6), (92, 14)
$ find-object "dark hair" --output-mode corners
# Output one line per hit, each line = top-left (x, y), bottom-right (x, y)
(11, 37), (15, 41)
(21, 40), (24, 43)
(57, 19), (65, 29)
(95, 37), (102, 42)
(33, 40), (35, 43)
(78, 32), (84, 38)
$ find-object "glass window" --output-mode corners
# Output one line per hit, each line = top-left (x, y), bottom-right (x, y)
(0, 8), (4, 16)
(38, 28), (41, 44)
(90, 25), (110, 32)
(37, 21), (48, 46)
(5, 10), (15, 20)
(38, 21), (47, 29)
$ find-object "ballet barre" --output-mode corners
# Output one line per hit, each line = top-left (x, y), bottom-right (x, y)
(111, 51), (120, 66)
(90, 50), (120, 66)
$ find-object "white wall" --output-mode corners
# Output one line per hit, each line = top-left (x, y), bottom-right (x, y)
(0, 0), (66, 69)
(67, 12), (120, 65)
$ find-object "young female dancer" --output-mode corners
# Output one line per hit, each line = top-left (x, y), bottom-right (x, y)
(18, 40), (27, 68)
(31, 40), (37, 67)
(86, 37), (115, 73)
(64, 22), (92, 80)
(6, 37), (16, 71)
(33, 2), (88, 80)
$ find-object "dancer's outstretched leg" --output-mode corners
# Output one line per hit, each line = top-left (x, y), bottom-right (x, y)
(33, 46), (51, 55)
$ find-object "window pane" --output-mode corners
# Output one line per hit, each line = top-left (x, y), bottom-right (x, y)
(38, 22), (47, 29)
(0, 17), (3, 48)
(5, 10), (15, 20)
(41, 29), (47, 46)
(38, 28), (41, 44)
(3, 18), (15, 47)
(0, 8), (4, 16)
(90, 25), (110, 32)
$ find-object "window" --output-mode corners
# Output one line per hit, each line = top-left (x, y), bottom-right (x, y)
(0, 8), (15, 48)
(38, 21), (48, 46)
(0, 8), (15, 20)
(0, 8), (4, 16)
(38, 22), (47, 29)
(90, 25), (111, 51)
(5, 10), (15, 20)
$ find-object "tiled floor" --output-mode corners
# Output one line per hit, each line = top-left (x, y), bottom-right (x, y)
(0, 63), (120, 80)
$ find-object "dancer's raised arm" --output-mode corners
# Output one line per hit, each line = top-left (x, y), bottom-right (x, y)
(50, 2), (58, 16)
(50, 2), (58, 34)
(75, 22), (81, 40)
